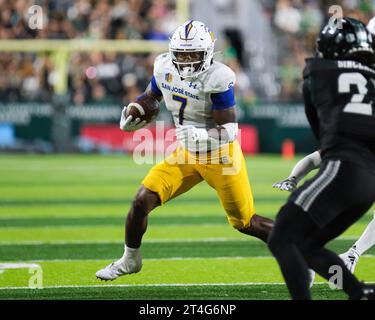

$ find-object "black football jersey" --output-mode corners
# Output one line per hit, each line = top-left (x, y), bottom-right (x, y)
(303, 58), (375, 171)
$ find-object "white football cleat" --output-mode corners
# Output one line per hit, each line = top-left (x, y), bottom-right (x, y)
(339, 248), (359, 274)
(96, 254), (142, 281)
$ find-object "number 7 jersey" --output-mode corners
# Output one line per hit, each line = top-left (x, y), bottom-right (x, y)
(150, 53), (236, 130)
(303, 57), (375, 171)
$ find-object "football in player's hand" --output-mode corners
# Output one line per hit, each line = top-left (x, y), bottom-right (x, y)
(126, 94), (160, 123)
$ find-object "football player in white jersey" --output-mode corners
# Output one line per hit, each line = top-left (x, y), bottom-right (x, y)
(96, 20), (274, 281)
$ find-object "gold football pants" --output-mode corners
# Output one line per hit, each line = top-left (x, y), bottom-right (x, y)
(142, 141), (255, 229)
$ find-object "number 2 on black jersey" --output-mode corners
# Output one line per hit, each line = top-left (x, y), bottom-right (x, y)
(338, 72), (373, 116)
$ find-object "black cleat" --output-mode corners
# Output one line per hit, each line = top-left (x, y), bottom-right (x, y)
(349, 285), (375, 300)
(361, 286), (375, 300)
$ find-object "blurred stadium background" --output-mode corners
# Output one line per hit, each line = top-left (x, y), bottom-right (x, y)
(1, 0), (373, 154)
(1, 0), (375, 300)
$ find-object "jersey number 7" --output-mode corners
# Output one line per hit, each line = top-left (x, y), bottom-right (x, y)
(173, 94), (188, 125)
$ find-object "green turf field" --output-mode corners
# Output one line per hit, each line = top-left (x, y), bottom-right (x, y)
(0, 154), (374, 300)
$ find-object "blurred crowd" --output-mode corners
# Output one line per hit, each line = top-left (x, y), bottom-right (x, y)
(264, 0), (375, 102)
(0, 0), (374, 106)
(0, 0), (260, 108)
(0, 0), (177, 105)
(0, 0), (177, 40)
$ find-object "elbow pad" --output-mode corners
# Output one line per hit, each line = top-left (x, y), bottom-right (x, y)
(221, 122), (238, 142)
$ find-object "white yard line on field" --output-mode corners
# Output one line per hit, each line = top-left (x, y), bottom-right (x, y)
(0, 263), (40, 269)
(0, 238), (249, 245)
(0, 256), (274, 264)
(0, 236), (363, 245)
(0, 223), (228, 230)
(0, 282), (317, 290)
(0, 254), (374, 264)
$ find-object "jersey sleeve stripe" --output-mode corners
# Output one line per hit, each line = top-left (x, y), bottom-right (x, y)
(211, 87), (235, 110)
(150, 76), (163, 96)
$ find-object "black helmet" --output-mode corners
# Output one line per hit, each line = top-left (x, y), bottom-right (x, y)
(316, 17), (375, 65)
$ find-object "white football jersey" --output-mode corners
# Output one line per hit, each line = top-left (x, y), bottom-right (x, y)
(151, 53), (236, 152)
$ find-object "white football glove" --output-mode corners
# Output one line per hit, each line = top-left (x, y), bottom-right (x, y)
(272, 177), (297, 192)
(119, 105), (147, 132)
(175, 125), (208, 142)
(367, 17), (375, 35)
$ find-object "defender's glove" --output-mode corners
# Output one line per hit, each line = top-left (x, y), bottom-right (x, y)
(272, 176), (297, 192)
(119, 106), (147, 132)
(175, 125), (208, 142)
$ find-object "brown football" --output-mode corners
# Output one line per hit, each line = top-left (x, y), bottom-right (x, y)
(126, 94), (160, 123)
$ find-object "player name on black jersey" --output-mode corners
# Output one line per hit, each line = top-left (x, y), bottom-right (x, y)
(337, 60), (375, 74)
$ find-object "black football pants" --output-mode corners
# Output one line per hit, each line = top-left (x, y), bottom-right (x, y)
(268, 160), (375, 300)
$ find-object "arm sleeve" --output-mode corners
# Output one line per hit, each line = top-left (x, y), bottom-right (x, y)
(289, 151), (322, 182)
(211, 87), (236, 110)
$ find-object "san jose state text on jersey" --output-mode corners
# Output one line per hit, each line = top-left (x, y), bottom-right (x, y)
(161, 82), (200, 100)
